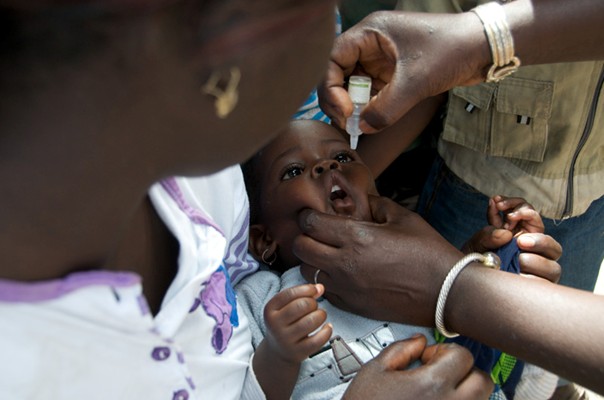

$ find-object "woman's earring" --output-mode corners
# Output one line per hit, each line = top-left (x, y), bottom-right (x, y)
(201, 66), (241, 119)
(261, 249), (277, 266)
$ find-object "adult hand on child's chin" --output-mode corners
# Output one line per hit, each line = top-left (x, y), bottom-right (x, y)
(344, 335), (493, 400)
(295, 195), (463, 327)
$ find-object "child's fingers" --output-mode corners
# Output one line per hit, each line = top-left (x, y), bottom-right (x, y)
(287, 308), (329, 339)
(265, 296), (320, 329)
(517, 233), (563, 262)
(462, 226), (512, 254)
(487, 197), (504, 228)
(265, 285), (324, 330)
(297, 322), (333, 358)
(314, 283), (325, 299)
(505, 208), (544, 233)
(518, 252), (562, 283)
(494, 195), (534, 213)
(265, 284), (322, 312)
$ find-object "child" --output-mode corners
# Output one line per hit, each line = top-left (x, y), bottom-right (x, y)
(237, 119), (558, 400)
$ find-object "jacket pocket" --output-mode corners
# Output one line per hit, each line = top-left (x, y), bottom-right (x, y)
(443, 77), (553, 162)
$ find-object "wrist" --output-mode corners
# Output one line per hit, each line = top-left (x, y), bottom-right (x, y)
(470, 2), (521, 83)
(452, 11), (494, 85)
(435, 254), (500, 337)
(254, 340), (301, 399)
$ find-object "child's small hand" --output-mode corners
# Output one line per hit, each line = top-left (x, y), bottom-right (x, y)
(463, 195), (545, 255)
(488, 195), (544, 235)
(463, 195), (561, 284)
(263, 283), (332, 364)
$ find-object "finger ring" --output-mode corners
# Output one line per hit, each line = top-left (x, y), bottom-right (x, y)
(313, 269), (321, 285)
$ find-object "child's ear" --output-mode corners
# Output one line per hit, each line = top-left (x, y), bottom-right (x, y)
(249, 224), (278, 264)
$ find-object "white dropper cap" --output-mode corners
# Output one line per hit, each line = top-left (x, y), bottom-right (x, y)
(346, 76), (371, 150)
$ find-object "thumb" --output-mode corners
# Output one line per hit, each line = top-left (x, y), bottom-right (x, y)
(374, 335), (427, 370)
(359, 82), (414, 133)
(369, 194), (411, 225)
(481, 227), (513, 250)
(463, 226), (512, 253)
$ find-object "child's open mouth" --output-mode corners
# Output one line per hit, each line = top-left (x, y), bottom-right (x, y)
(330, 185), (347, 201)
(329, 184), (356, 216)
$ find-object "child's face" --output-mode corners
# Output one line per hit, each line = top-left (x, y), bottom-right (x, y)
(254, 120), (378, 268)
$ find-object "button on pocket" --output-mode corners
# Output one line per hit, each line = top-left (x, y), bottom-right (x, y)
(492, 77), (553, 162)
(443, 78), (553, 162)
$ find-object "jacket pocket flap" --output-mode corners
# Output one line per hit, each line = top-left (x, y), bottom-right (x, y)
(451, 83), (496, 110)
(495, 77), (553, 119)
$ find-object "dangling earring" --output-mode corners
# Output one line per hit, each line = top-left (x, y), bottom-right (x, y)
(201, 66), (241, 119)
(261, 249), (277, 266)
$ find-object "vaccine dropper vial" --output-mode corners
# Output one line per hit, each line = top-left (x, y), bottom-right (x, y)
(346, 75), (372, 150)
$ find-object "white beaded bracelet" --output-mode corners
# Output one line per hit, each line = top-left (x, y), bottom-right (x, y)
(471, 2), (521, 83)
(435, 252), (501, 338)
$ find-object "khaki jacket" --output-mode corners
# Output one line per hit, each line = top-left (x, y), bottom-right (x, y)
(396, 0), (604, 218)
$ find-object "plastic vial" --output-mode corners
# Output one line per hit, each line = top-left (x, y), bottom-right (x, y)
(345, 76), (372, 150)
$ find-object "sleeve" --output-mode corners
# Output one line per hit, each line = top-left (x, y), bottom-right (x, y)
(235, 270), (282, 349)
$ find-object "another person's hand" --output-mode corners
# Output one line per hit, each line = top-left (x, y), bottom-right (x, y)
(462, 195), (562, 283)
(318, 10), (489, 133)
(263, 284), (332, 363)
(487, 195), (544, 235)
(295, 195), (462, 326)
(344, 335), (493, 400)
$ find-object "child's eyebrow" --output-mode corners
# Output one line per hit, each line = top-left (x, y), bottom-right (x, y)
(271, 145), (303, 168)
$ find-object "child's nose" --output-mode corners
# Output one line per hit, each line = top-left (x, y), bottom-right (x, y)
(312, 160), (339, 178)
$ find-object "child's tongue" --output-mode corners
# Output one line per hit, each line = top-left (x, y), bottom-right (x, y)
(330, 185), (356, 216)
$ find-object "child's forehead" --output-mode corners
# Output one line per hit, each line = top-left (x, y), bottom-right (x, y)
(256, 120), (348, 168)
(279, 120), (344, 146)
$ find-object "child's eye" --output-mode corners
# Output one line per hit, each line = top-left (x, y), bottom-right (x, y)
(281, 165), (304, 181)
(334, 151), (353, 163)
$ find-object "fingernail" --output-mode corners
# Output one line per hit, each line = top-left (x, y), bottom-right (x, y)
(359, 119), (376, 133)
(518, 235), (536, 248)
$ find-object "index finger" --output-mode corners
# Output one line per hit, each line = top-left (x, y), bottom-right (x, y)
(368, 194), (411, 224)
(421, 343), (475, 381)
(296, 208), (372, 248)
(359, 72), (414, 133)
(267, 284), (324, 311)
(318, 30), (368, 128)
(422, 344), (493, 398)
(318, 60), (353, 129)
(517, 233), (563, 261)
